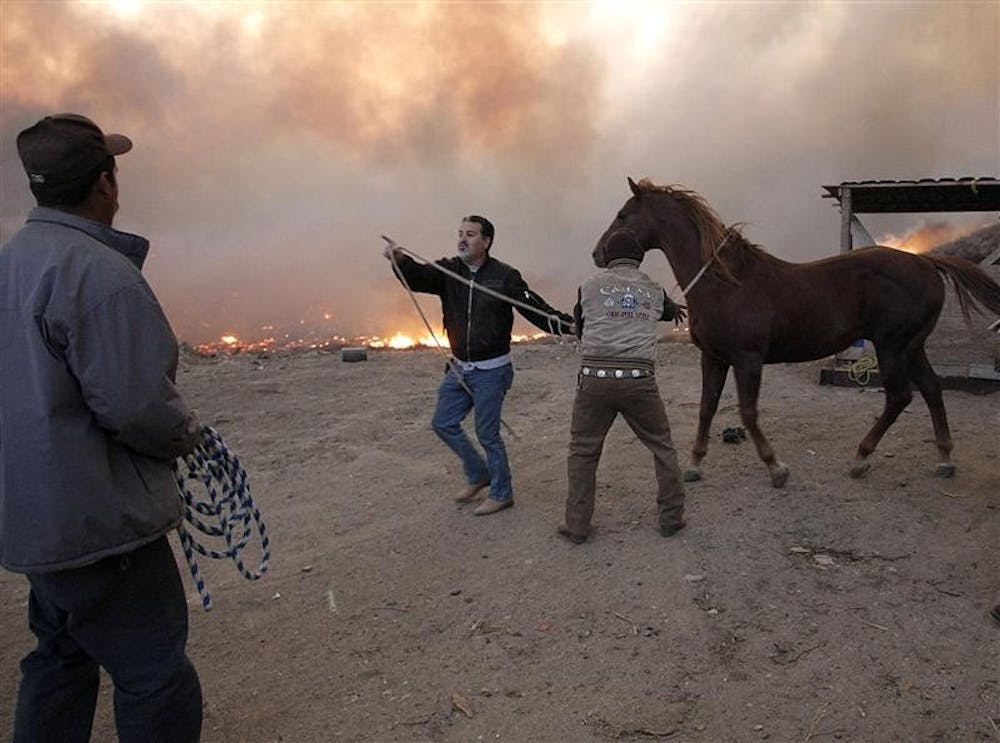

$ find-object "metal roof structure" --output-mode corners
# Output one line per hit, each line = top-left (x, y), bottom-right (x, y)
(822, 177), (1000, 255)
(822, 177), (1000, 213)
(820, 176), (1000, 390)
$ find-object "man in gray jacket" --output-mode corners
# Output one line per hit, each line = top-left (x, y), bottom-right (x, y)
(559, 230), (687, 545)
(1, 114), (202, 742)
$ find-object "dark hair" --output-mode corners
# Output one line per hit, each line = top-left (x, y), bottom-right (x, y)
(463, 215), (495, 249)
(32, 155), (115, 207)
(603, 229), (645, 263)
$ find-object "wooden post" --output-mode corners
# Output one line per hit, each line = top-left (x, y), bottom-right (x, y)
(839, 186), (853, 254)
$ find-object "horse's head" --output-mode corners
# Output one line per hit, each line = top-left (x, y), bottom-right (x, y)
(594, 178), (730, 276)
(592, 177), (661, 267)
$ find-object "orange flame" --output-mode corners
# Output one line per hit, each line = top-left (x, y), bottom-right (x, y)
(191, 328), (555, 356)
(879, 221), (983, 255)
(369, 332), (449, 350)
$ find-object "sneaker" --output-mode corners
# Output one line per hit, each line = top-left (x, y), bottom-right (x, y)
(473, 498), (513, 516)
(660, 521), (686, 537)
(455, 482), (489, 503)
(557, 524), (586, 544)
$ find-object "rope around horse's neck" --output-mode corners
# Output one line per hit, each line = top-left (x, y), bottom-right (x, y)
(679, 259), (713, 297)
(676, 229), (735, 297)
(387, 246), (518, 439)
(173, 425), (271, 611)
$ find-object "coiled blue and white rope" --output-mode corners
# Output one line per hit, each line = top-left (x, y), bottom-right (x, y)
(173, 425), (270, 611)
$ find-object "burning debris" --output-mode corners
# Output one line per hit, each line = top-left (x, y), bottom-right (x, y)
(930, 221), (1000, 262)
(191, 330), (549, 357)
(878, 219), (996, 255)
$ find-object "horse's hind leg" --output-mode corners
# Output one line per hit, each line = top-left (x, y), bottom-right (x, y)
(684, 353), (729, 482)
(732, 359), (789, 488)
(909, 348), (954, 477)
(851, 347), (913, 478)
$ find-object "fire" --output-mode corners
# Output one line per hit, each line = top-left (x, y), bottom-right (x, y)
(512, 332), (548, 343)
(191, 328), (558, 357)
(195, 329), (450, 355)
(369, 332), (449, 350)
(879, 221), (986, 255)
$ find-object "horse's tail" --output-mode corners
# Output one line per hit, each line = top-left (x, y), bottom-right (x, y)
(925, 254), (1000, 324)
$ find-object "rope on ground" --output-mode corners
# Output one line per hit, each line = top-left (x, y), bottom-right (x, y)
(848, 353), (879, 386)
(173, 425), (270, 611)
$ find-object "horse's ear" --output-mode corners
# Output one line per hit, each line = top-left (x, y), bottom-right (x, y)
(628, 177), (641, 196)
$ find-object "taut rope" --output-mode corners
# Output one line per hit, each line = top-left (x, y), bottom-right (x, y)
(173, 425), (271, 611)
(677, 228), (735, 297)
(382, 236), (574, 439)
(383, 238), (518, 438)
(382, 237), (573, 334)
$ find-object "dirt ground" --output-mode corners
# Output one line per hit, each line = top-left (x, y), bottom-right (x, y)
(2, 340), (998, 742)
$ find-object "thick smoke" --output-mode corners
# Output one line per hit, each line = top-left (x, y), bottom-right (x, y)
(2, 1), (996, 344)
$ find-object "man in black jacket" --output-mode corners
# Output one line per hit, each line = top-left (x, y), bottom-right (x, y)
(384, 216), (572, 515)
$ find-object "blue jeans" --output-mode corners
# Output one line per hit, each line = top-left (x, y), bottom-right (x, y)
(432, 363), (515, 501)
(13, 536), (202, 743)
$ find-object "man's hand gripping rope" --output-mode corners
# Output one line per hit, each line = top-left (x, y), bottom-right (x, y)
(382, 235), (521, 438)
(173, 425), (271, 611)
(382, 236), (575, 335)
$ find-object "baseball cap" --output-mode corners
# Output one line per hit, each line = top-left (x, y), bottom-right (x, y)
(604, 229), (645, 263)
(16, 113), (132, 187)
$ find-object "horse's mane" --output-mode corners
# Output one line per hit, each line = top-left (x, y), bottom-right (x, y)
(634, 179), (767, 275)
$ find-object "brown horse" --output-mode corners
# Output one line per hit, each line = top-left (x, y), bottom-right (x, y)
(594, 178), (1000, 487)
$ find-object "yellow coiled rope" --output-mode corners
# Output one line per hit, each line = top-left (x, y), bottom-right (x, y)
(848, 353), (879, 386)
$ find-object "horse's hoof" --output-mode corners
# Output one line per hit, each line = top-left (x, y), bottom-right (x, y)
(849, 460), (871, 479)
(770, 463), (789, 489)
(683, 467), (702, 483)
(934, 462), (956, 478)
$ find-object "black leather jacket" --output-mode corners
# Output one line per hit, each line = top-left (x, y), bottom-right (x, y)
(392, 254), (572, 362)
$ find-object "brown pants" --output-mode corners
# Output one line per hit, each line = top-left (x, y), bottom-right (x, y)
(565, 375), (685, 536)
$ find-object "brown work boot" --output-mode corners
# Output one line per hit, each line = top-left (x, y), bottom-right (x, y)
(455, 482), (489, 503)
(557, 524), (587, 544)
(473, 498), (513, 516)
(660, 521), (686, 538)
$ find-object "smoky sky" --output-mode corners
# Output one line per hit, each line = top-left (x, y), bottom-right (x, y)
(2, 1), (997, 344)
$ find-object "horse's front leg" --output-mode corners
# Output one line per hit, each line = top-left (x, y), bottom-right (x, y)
(684, 353), (729, 482)
(732, 359), (789, 488)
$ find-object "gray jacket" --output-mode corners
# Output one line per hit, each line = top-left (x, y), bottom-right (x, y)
(575, 260), (673, 367)
(0, 207), (198, 573)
